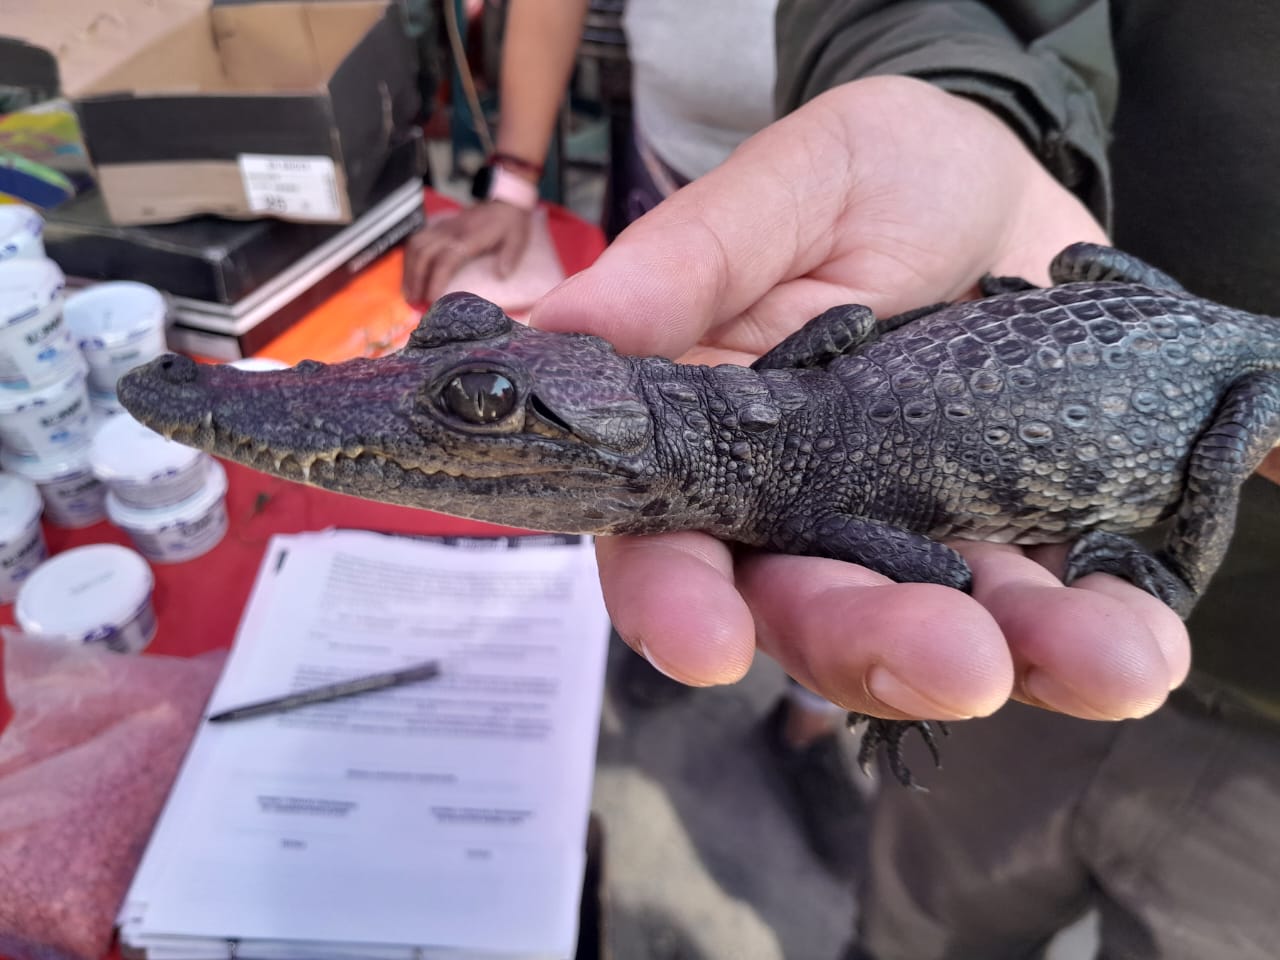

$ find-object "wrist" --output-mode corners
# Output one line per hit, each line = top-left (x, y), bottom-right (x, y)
(471, 162), (539, 212)
(490, 151), (544, 184)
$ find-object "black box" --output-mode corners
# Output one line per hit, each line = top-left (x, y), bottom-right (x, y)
(43, 130), (428, 303)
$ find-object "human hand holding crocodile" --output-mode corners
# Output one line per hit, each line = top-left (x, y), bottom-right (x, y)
(530, 77), (1191, 729)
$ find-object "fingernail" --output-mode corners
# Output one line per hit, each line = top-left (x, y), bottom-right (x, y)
(866, 666), (973, 720)
(1023, 669), (1120, 720)
(636, 639), (683, 683)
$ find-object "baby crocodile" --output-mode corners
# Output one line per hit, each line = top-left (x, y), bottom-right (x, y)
(118, 243), (1280, 786)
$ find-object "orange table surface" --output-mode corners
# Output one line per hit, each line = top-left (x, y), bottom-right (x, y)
(256, 191), (606, 365)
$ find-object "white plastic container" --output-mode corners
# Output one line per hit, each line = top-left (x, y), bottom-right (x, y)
(1, 446), (108, 528)
(0, 257), (79, 389)
(15, 544), (156, 653)
(106, 459), (228, 564)
(89, 410), (210, 509)
(63, 281), (169, 401)
(0, 206), (44, 262)
(0, 357), (93, 458)
(0, 473), (47, 603)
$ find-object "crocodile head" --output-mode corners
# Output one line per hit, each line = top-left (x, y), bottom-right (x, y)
(117, 293), (671, 534)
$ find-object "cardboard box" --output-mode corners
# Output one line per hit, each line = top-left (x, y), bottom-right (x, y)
(44, 128), (427, 302)
(0, 0), (420, 225)
(47, 129), (428, 360)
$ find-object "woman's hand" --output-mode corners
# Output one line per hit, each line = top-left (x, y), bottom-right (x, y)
(402, 201), (533, 308)
(530, 76), (1191, 722)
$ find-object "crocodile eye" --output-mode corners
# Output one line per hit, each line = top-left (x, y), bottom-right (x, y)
(441, 371), (517, 423)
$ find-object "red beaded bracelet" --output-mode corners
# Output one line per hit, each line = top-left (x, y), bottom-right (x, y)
(490, 151), (544, 179)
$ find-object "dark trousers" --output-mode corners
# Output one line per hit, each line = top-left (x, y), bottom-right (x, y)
(850, 690), (1280, 960)
(601, 121), (690, 242)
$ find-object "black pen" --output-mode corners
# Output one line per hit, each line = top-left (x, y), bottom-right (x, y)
(206, 660), (442, 723)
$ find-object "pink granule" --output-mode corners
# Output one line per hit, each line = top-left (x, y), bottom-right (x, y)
(0, 637), (223, 960)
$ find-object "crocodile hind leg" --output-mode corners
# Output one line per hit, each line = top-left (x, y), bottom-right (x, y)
(846, 714), (950, 790)
(779, 514), (973, 786)
(751, 301), (949, 371)
(789, 514), (974, 591)
(1048, 242), (1185, 291)
(1065, 372), (1280, 616)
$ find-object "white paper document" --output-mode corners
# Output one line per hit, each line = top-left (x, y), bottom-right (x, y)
(121, 530), (610, 960)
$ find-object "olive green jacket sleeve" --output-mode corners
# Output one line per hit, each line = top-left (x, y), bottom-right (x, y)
(775, 0), (1116, 224)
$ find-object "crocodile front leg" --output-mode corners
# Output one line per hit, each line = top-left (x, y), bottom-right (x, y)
(1065, 371), (1280, 616)
(751, 302), (949, 371)
(1049, 241), (1185, 290)
(982, 242), (1185, 296)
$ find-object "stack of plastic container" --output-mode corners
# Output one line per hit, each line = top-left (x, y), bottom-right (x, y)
(0, 212), (102, 528)
(0, 206), (218, 651)
(0, 471), (48, 603)
(90, 411), (229, 564)
(64, 280), (170, 413)
(0, 206), (173, 529)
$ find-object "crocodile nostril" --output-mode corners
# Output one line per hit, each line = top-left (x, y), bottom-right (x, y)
(157, 353), (199, 384)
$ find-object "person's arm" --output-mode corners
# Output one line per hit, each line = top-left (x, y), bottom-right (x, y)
(493, 0), (591, 174)
(402, 0), (590, 306)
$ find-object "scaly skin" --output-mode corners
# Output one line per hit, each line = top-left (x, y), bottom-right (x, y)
(118, 244), (1280, 785)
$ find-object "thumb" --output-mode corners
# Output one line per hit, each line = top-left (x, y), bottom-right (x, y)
(529, 108), (854, 357)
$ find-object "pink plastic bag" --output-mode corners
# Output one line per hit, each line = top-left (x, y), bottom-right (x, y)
(0, 635), (224, 960)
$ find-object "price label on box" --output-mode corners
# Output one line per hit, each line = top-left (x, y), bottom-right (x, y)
(238, 154), (343, 221)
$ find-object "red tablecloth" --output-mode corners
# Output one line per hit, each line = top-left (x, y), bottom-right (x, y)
(0, 464), (528, 731)
(0, 192), (607, 732)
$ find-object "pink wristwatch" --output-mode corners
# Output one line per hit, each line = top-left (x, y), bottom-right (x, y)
(479, 164), (539, 212)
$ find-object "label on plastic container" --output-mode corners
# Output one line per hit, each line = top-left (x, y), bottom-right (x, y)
(40, 469), (108, 528)
(122, 499), (229, 564)
(238, 154), (342, 221)
(0, 522), (47, 603)
(0, 258), (77, 389)
(83, 597), (157, 655)
(0, 366), (93, 458)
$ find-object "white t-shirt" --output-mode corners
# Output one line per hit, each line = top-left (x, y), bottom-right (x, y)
(622, 0), (778, 181)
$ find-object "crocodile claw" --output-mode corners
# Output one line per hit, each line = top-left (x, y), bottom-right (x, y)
(846, 713), (950, 791)
(1063, 531), (1195, 617)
